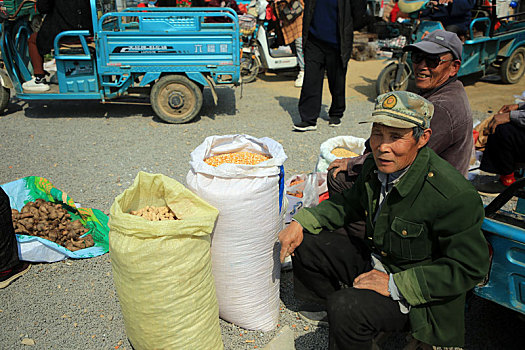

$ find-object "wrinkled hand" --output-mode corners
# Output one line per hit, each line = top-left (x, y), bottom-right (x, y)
(498, 103), (519, 114)
(486, 113), (511, 134)
(278, 221), (304, 263)
(327, 158), (351, 178)
(353, 270), (390, 297)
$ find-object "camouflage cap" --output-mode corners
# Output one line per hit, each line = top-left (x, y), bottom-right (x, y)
(361, 91), (434, 129)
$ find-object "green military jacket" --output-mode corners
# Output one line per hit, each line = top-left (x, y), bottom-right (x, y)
(293, 146), (490, 347)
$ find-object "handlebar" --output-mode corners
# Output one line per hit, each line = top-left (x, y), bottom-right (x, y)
(0, 0), (37, 21)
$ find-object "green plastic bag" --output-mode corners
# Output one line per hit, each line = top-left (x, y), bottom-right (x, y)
(1, 176), (109, 261)
(109, 172), (223, 350)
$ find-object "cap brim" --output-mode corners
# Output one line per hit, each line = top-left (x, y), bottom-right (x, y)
(359, 114), (416, 129)
(403, 41), (450, 55)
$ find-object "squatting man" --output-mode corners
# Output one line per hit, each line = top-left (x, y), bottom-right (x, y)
(278, 90), (490, 349)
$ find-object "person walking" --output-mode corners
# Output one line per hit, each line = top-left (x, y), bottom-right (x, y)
(293, 0), (368, 131)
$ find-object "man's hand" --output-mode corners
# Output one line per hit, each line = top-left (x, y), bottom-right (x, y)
(486, 112), (511, 134)
(498, 103), (519, 114)
(327, 158), (351, 178)
(353, 269), (390, 297)
(278, 221), (304, 263)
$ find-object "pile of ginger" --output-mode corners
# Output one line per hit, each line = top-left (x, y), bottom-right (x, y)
(11, 198), (94, 252)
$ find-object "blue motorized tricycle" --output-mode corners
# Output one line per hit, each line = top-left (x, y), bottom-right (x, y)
(375, 0), (525, 95)
(0, 0), (240, 123)
(474, 177), (525, 316)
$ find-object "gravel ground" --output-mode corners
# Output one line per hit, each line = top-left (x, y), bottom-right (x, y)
(1, 79), (524, 350)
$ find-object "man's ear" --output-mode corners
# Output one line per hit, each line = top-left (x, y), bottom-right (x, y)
(450, 60), (461, 76)
(417, 128), (432, 149)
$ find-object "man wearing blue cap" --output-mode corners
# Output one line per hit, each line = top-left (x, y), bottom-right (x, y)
(328, 29), (472, 216)
(279, 90), (489, 349)
(403, 29), (473, 177)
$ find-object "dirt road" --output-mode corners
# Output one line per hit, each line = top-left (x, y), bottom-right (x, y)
(256, 58), (525, 116)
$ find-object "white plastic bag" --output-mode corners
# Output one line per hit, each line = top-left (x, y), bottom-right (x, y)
(284, 172), (327, 224)
(186, 135), (287, 331)
(315, 136), (366, 173)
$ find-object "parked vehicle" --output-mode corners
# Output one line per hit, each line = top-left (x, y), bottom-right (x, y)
(474, 177), (525, 316)
(0, 0), (241, 123)
(375, 0), (525, 96)
(238, 0), (298, 83)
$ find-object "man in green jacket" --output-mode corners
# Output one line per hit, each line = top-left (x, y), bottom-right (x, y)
(279, 91), (489, 349)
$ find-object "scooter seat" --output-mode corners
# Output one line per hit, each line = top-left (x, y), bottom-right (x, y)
(270, 46), (294, 58)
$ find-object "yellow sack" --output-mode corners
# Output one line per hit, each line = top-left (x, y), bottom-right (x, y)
(109, 172), (222, 350)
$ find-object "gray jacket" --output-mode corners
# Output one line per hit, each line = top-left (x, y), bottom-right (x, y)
(420, 78), (473, 177)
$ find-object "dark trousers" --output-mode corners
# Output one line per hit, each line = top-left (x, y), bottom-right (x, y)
(0, 187), (20, 271)
(292, 230), (409, 349)
(298, 35), (347, 125)
(480, 123), (525, 175)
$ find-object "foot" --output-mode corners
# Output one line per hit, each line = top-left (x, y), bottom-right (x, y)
(0, 262), (30, 289)
(293, 121), (317, 132)
(329, 117), (341, 127)
(475, 180), (508, 197)
(298, 303), (328, 327)
(294, 71), (304, 88)
(22, 76), (50, 92)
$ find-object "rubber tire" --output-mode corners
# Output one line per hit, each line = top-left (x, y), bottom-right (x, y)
(0, 87), (10, 114)
(241, 51), (260, 83)
(150, 75), (203, 124)
(376, 62), (410, 96)
(500, 47), (525, 84)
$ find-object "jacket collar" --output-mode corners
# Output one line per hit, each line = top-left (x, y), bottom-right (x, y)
(364, 147), (430, 198)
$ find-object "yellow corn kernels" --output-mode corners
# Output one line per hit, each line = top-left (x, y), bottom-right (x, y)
(204, 151), (271, 167)
(331, 147), (359, 158)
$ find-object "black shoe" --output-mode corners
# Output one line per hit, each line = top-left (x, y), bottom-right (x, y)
(329, 117), (341, 127)
(0, 262), (30, 289)
(293, 121), (317, 132)
(298, 303), (328, 327)
(475, 180), (508, 197)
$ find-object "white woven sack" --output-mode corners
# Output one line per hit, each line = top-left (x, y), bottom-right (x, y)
(315, 136), (366, 173)
(187, 135), (287, 331)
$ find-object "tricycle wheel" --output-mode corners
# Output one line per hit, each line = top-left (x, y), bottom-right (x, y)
(150, 75), (203, 124)
(0, 86), (10, 114)
(500, 47), (525, 84)
(241, 51), (260, 83)
(376, 62), (409, 96)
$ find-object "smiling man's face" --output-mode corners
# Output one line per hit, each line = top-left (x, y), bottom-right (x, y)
(370, 123), (430, 174)
(412, 50), (460, 91)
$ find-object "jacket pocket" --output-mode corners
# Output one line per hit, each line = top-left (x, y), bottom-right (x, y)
(389, 217), (429, 260)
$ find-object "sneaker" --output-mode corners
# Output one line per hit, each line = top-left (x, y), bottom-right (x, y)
(293, 121), (317, 132)
(475, 180), (508, 197)
(22, 76), (50, 92)
(295, 71), (304, 88)
(0, 262), (30, 289)
(329, 117), (341, 127)
(298, 303), (328, 327)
